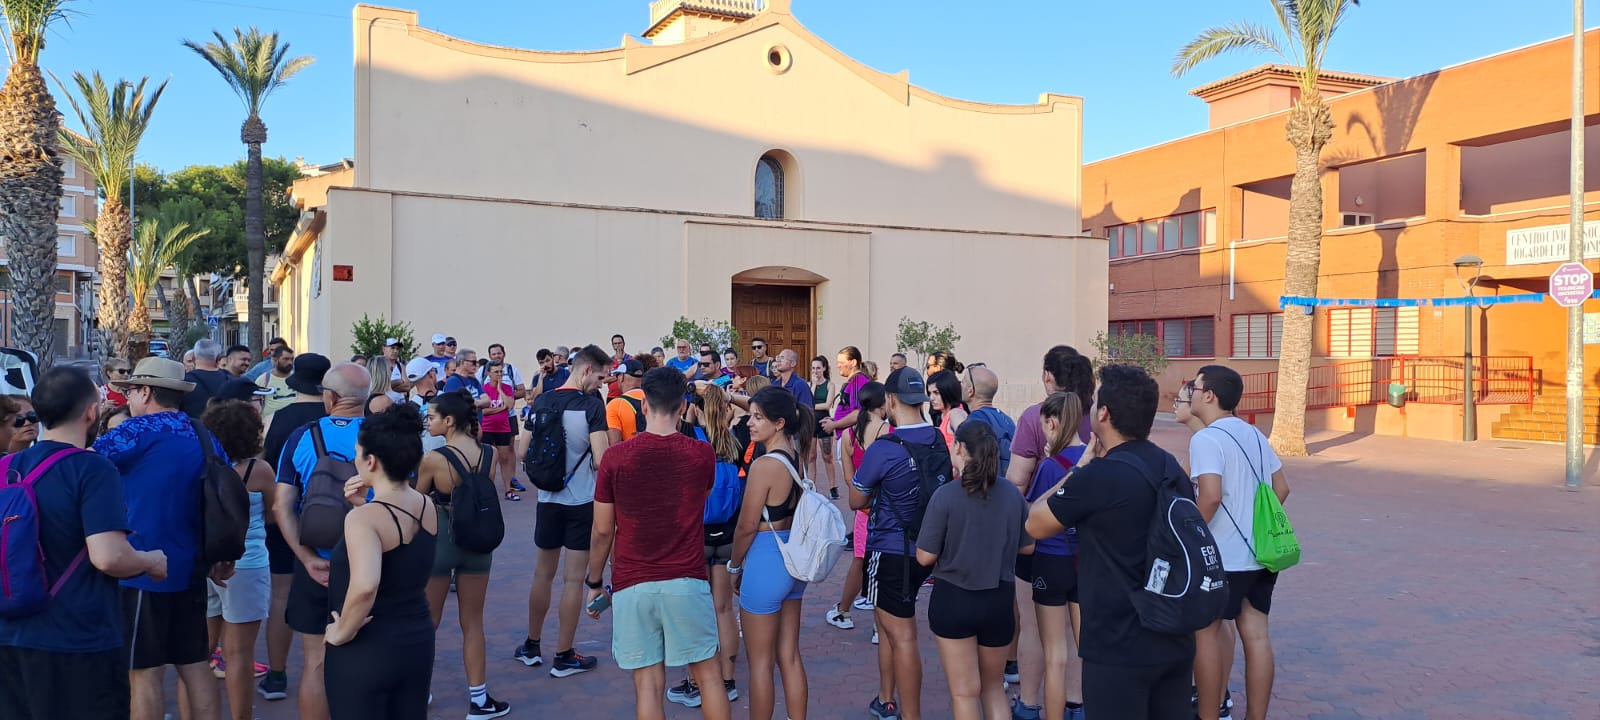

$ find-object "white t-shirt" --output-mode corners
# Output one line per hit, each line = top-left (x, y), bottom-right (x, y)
(478, 363), (525, 390)
(1188, 416), (1283, 572)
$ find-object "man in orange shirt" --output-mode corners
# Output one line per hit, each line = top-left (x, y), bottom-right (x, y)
(605, 359), (647, 444)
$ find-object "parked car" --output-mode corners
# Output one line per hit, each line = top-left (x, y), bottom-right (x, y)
(148, 338), (170, 358)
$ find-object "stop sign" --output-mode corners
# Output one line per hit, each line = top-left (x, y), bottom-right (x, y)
(1548, 262), (1594, 308)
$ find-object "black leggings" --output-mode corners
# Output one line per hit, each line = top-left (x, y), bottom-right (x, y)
(1081, 657), (1192, 720)
(324, 628), (434, 720)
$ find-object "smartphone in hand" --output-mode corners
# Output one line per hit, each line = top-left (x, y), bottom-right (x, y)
(586, 588), (612, 615)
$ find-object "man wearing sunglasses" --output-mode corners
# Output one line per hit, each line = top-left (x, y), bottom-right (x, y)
(748, 337), (773, 377)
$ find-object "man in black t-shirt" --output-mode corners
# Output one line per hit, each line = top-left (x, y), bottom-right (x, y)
(180, 339), (233, 418)
(1026, 364), (1193, 720)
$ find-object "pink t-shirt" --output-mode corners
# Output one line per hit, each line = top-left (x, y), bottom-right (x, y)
(482, 382), (514, 433)
(832, 372), (871, 437)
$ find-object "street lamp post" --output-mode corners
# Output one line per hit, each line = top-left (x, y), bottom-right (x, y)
(1455, 255), (1485, 442)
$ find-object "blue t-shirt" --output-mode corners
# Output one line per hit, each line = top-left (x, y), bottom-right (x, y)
(752, 359), (772, 377)
(0, 442), (129, 652)
(853, 424), (941, 555)
(1027, 445), (1087, 556)
(442, 374), (484, 399)
(666, 356), (697, 376)
(276, 416), (366, 558)
(965, 406), (1017, 477)
(779, 373), (815, 408)
(425, 354), (451, 377)
(541, 367), (572, 394)
(94, 412), (223, 592)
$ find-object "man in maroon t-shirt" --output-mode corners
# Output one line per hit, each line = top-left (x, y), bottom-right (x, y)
(586, 367), (731, 720)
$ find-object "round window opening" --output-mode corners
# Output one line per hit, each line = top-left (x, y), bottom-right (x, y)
(767, 44), (792, 74)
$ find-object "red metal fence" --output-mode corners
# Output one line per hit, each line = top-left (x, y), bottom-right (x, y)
(1237, 356), (1534, 416)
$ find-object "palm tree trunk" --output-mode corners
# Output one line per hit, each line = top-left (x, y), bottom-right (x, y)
(1268, 98), (1335, 457)
(0, 62), (64, 366)
(242, 116), (267, 354)
(95, 199), (134, 361)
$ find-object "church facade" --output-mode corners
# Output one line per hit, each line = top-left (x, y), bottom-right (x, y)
(277, 1), (1102, 411)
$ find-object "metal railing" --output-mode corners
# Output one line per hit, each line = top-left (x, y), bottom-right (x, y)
(1237, 356), (1535, 417)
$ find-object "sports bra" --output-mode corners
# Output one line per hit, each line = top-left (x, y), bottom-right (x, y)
(760, 449), (803, 523)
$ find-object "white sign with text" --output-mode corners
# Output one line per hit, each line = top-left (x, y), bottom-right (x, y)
(1505, 220), (1600, 266)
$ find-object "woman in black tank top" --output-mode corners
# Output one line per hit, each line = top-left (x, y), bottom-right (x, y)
(323, 405), (437, 720)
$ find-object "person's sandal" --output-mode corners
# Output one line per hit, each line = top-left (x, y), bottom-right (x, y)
(505, 491), (521, 502)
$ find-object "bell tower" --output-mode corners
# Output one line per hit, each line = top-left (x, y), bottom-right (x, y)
(643, 0), (762, 45)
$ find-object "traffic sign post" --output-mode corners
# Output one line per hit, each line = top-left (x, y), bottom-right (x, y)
(1548, 262), (1593, 308)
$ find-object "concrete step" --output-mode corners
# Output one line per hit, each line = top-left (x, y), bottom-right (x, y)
(1491, 428), (1600, 443)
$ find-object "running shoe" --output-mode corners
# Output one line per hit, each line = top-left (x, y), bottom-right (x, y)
(468, 695), (511, 720)
(871, 628), (879, 645)
(210, 651), (226, 678)
(1004, 659), (1020, 684)
(667, 679), (702, 708)
(1010, 697), (1041, 720)
(510, 480), (527, 492)
(504, 490), (521, 502)
(513, 639), (543, 667)
(724, 679), (738, 701)
(869, 696), (900, 720)
(825, 603), (855, 630)
(830, 487), (840, 500)
(549, 650), (597, 677)
(256, 674), (288, 701)
(852, 596), (875, 611)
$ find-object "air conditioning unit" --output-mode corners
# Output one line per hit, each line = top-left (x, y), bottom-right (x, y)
(1341, 212), (1374, 227)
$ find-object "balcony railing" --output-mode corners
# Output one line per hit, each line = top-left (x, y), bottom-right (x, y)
(649, 0), (762, 27)
(1238, 356), (1535, 418)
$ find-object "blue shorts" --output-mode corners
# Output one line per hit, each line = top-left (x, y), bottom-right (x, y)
(738, 531), (807, 615)
(611, 578), (719, 671)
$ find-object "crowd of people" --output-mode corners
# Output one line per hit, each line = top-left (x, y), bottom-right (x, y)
(0, 331), (1292, 720)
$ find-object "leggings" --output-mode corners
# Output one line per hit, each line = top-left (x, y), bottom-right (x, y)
(324, 626), (434, 720)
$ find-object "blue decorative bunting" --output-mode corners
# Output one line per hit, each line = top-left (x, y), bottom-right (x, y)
(1280, 293), (1555, 309)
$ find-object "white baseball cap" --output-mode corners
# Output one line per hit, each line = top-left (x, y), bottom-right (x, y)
(430, 333), (448, 345)
(384, 337), (401, 347)
(404, 357), (437, 382)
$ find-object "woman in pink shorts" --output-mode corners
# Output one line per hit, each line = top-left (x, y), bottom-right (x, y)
(825, 380), (888, 633)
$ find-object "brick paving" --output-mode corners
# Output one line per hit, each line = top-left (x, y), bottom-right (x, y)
(169, 420), (1598, 719)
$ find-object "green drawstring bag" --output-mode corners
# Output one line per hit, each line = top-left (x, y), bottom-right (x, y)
(1214, 426), (1300, 573)
(1250, 478), (1299, 572)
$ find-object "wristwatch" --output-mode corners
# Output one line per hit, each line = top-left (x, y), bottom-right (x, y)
(584, 576), (605, 590)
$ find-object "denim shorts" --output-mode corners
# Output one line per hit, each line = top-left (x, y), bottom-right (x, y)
(738, 531), (806, 615)
(206, 566), (271, 624)
(611, 578), (719, 671)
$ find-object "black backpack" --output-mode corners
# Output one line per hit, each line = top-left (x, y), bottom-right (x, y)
(618, 395), (645, 439)
(437, 444), (505, 554)
(193, 423), (250, 564)
(1103, 451), (1228, 635)
(297, 422), (357, 549)
(522, 407), (590, 492)
(877, 434), (952, 544)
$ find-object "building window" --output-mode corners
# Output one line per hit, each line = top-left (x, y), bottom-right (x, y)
(56, 236), (74, 256)
(54, 274), (71, 294)
(62, 158), (75, 178)
(1327, 307), (1419, 358)
(58, 196), (74, 218)
(1231, 313), (1283, 358)
(755, 155), (785, 219)
(1107, 209), (1208, 259)
(1109, 317), (1215, 358)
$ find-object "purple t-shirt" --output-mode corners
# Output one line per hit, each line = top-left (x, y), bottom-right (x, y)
(832, 372), (871, 436)
(1027, 445), (1087, 556)
(1013, 401), (1093, 462)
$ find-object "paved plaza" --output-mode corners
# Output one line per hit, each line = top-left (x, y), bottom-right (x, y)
(174, 420), (1598, 720)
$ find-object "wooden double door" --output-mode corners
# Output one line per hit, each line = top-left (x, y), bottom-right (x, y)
(732, 284), (812, 365)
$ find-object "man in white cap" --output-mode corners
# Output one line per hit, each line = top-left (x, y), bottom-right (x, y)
(405, 358), (446, 453)
(425, 334), (453, 377)
(94, 357), (224, 720)
(381, 338), (407, 395)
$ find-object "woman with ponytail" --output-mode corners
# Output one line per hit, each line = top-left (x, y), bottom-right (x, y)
(914, 421), (1032, 720)
(825, 381), (887, 634)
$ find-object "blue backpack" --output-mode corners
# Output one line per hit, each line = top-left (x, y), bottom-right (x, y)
(693, 427), (745, 525)
(0, 448), (88, 618)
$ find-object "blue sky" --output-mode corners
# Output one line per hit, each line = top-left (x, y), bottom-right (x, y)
(31, 0), (1599, 172)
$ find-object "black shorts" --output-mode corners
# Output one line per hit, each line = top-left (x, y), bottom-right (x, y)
(704, 542), (732, 567)
(1014, 552), (1033, 582)
(265, 522), (294, 575)
(1082, 657), (1193, 720)
(482, 431), (513, 447)
(0, 645), (129, 719)
(286, 557), (332, 635)
(1222, 569), (1278, 619)
(1030, 552), (1079, 607)
(866, 551), (932, 619)
(534, 502), (593, 551)
(121, 582), (210, 669)
(928, 580), (1014, 647)
(704, 521), (734, 564)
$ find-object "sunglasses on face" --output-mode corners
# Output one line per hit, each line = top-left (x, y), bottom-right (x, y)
(13, 411), (38, 428)
(109, 367), (131, 376)
(752, 344), (765, 351)
(698, 362), (712, 368)
(446, 341), (458, 347)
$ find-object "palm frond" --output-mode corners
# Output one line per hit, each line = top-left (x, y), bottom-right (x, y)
(55, 70), (167, 204)
(0, 0), (70, 65)
(183, 26), (314, 117)
(1171, 22), (1285, 78)
(128, 219), (208, 303)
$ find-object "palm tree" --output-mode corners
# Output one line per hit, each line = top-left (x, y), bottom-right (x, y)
(58, 72), (167, 361)
(1172, 0), (1359, 457)
(127, 219), (206, 340)
(183, 27), (311, 354)
(0, 0), (71, 365)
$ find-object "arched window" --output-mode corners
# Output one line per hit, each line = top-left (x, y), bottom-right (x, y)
(755, 155), (785, 219)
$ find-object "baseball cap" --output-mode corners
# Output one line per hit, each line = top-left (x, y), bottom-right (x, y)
(610, 358), (644, 377)
(215, 378), (274, 402)
(404, 357), (438, 382)
(884, 367), (930, 404)
(384, 337), (401, 347)
(431, 333), (448, 345)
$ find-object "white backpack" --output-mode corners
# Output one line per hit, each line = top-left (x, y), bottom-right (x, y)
(764, 452), (848, 582)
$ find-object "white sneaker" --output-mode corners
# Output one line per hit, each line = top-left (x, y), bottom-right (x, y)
(826, 604), (855, 630)
(871, 628), (879, 645)
(853, 596), (875, 611)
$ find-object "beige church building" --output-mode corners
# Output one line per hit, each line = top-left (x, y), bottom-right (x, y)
(277, 0), (1104, 411)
